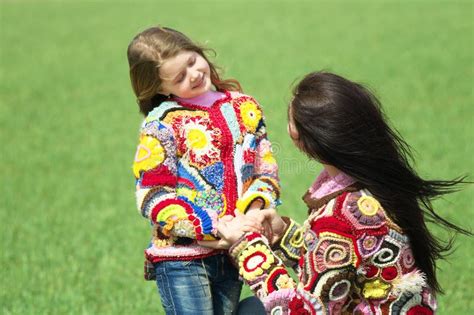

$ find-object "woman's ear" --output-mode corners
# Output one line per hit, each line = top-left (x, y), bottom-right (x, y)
(287, 121), (299, 141)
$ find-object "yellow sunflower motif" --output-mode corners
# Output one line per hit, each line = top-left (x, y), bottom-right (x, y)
(239, 243), (275, 281)
(362, 279), (391, 299)
(357, 196), (381, 216)
(133, 135), (165, 178)
(182, 121), (221, 168)
(187, 128), (209, 150)
(240, 101), (262, 132)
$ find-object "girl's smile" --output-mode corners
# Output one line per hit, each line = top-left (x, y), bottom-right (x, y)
(159, 50), (212, 99)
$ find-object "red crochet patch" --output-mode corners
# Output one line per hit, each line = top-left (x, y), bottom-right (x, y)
(365, 265), (379, 278)
(311, 216), (353, 235)
(142, 165), (177, 187)
(288, 296), (310, 315)
(406, 305), (433, 315)
(381, 266), (398, 281)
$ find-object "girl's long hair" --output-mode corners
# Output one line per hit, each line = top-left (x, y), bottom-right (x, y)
(291, 71), (471, 293)
(127, 26), (241, 116)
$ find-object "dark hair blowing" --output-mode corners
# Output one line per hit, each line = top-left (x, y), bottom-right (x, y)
(127, 26), (241, 116)
(291, 71), (471, 293)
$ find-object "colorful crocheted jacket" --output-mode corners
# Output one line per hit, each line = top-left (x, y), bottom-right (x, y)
(133, 91), (280, 264)
(229, 185), (437, 314)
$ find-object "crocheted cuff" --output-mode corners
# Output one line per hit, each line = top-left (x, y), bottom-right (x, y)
(151, 198), (217, 241)
(236, 192), (272, 214)
(271, 217), (304, 268)
(229, 233), (252, 260)
(151, 199), (190, 225)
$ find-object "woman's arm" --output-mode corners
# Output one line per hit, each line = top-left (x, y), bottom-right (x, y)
(221, 205), (364, 313)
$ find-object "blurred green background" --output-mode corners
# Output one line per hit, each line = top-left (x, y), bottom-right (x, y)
(1, 0), (472, 314)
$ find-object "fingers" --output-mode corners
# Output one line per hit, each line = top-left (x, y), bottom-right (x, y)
(240, 219), (263, 233)
(262, 220), (273, 242)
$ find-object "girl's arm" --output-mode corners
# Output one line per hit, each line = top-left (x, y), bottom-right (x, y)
(236, 97), (281, 213)
(133, 114), (217, 240)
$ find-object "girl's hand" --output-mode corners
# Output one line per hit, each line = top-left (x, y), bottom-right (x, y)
(198, 213), (263, 249)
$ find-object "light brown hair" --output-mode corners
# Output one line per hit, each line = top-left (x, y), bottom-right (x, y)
(127, 26), (242, 115)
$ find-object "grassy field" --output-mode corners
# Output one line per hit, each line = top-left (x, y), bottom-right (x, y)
(1, 0), (473, 314)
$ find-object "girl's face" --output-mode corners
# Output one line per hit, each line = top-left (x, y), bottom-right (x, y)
(159, 50), (212, 99)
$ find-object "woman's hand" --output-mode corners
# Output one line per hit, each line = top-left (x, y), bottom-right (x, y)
(259, 208), (287, 245)
(245, 208), (273, 241)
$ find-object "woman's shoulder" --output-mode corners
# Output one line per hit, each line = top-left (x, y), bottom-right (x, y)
(310, 188), (401, 237)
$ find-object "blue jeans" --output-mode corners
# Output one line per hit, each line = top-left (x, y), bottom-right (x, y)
(154, 253), (242, 315)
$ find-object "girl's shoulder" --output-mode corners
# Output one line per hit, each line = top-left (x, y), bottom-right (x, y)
(228, 91), (260, 104)
(144, 100), (184, 124)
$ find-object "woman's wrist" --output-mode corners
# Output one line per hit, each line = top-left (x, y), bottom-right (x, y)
(271, 216), (290, 246)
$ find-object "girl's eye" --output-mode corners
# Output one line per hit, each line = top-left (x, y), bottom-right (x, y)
(189, 56), (196, 66)
(176, 73), (185, 83)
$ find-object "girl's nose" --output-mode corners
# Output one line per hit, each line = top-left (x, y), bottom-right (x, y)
(190, 70), (200, 82)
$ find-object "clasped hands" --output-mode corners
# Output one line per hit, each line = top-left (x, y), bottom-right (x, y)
(198, 207), (287, 250)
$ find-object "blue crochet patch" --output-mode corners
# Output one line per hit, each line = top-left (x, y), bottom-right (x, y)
(201, 162), (224, 192)
(178, 196), (213, 235)
(241, 164), (254, 183)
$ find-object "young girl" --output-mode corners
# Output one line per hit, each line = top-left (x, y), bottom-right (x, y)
(127, 26), (280, 314)
(213, 71), (471, 314)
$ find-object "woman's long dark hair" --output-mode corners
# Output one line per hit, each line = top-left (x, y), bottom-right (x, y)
(291, 71), (471, 293)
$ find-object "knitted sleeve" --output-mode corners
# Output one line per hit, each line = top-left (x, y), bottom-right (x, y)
(228, 193), (367, 314)
(235, 97), (281, 213)
(229, 190), (436, 314)
(132, 108), (218, 240)
(271, 217), (304, 270)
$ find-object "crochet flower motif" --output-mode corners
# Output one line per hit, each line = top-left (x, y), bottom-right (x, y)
(133, 135), (165, 178)
(357, 233), (384, 258)
(238, 243), (275, 281)
(344, 193), (386, 229)
(357, 196), (381, 216)
(314, 232), (356, 273)
(174, 116), (221, 169)
(240, 100), (262, 132)
(400, 246), (416, 272)
(255, 138), (278, 174)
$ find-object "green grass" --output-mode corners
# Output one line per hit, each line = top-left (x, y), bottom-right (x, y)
(1, 0), (473, 314)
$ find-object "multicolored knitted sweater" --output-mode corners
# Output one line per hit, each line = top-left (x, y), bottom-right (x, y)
(133, 91), (280, 265)
(229, 172), (437, 314)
